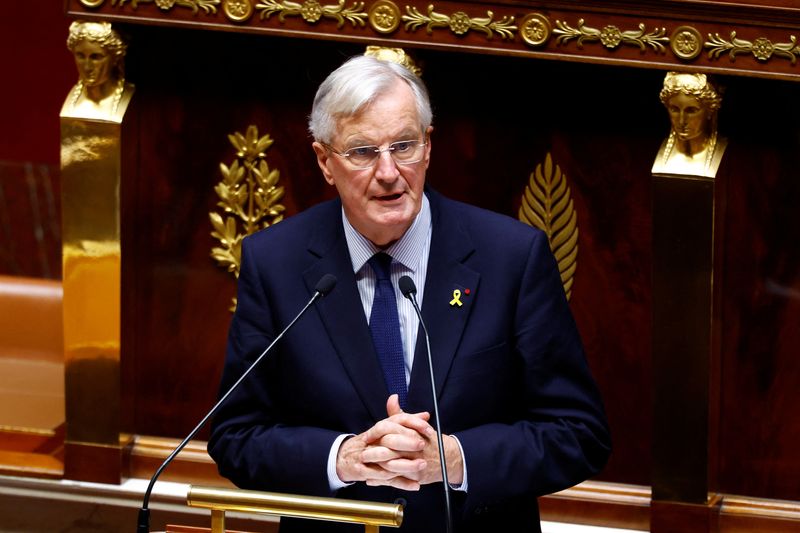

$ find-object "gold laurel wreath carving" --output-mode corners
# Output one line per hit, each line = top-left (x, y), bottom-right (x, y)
(402, 5), (516, 39)
(112, 0), (221, 14)
(705, 32), (800, 63)
(210, 125), (285, 303)
(256, 0), (367, 26)
(554, 19), (669, 53)
(518, 153), (579, 300)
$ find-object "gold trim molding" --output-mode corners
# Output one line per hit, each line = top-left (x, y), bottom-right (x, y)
(106, 0), (221, 15)
(256, 0), (367, 26)
(402, 5), (516, 39)
(518, 153), (578, 300)
(554, 19), (669, 53)
(70, 2), (800, 78)
(705, 32), (800, 64)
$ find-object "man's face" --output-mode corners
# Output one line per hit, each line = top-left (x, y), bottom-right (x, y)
(667, 92), (708, 142)
(73, 40), (113, 88)
(313, 80), (431, 247)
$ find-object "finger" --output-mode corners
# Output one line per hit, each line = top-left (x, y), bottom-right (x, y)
(366, 476), (421, 491)
(364, 419), (428, 443)
(375, 432), (427, 453)
(379, 458), (427, 475)
(386, 394), (402, 417)
(360, 446), (404, 464)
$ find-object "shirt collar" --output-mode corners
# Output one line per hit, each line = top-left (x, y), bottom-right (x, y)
(343, 194), (431, 274)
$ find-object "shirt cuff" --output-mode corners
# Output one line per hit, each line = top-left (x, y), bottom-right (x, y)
(327, 433), (356, 492)
(449, 434), (468, 492)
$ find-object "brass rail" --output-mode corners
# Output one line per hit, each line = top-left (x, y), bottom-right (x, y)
(187, 485), (403, 533)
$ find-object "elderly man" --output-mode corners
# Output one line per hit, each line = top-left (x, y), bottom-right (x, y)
(208, 55), (611, 533)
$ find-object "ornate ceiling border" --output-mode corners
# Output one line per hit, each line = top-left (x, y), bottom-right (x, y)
(69, 0), (800, 81)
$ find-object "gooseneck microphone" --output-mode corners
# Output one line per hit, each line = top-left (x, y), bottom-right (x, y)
(136, 274), (337, 532)
(398, 275), (453, 533)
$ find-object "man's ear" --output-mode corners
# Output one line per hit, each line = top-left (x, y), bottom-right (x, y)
(423, 126), (433, 169)
(312, 142), (335, 185)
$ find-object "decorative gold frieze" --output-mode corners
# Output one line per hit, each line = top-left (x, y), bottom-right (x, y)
(520, 13), (551, 47)
(518, 153), (578, 300)
(671, 26), (703, 60)
(369, 0), (401, 34)
(111, 0), (221, 14)
(80, 0), (106, 7)
(210, 125), (285, 286)
(402, 5), (516, 40)
(256, 0), (367, 26)
(705, 32), (800, 63)
(224, 0), (254, 21)
(554, 19), (669, 53)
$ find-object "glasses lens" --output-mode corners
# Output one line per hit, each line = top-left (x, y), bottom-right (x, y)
(390, 141), (421, 162)
(344, 146), (379, 167)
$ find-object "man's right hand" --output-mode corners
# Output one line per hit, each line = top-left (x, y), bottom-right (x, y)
(335, 395), (434, 490)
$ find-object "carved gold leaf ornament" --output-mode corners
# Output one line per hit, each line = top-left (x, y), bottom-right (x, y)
(554, 19), (669, 53)
(705, 32), (800, 64)
(210, 125), (285, 288)
(518, 153), (579, 300)
(402, 5), (516, 40)
(256, 0), (367, 26)
(112, 0), (221, 14)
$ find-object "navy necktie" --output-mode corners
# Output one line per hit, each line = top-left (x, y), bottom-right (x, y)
(368, 252), (408, 410)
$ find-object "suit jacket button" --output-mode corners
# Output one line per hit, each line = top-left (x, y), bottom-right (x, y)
(394, 497), (407, 508)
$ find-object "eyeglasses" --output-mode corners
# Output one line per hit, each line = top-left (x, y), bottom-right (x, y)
(323, 139), (427, 170)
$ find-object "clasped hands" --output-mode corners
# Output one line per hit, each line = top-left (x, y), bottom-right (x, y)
(336, 394), (463, 491)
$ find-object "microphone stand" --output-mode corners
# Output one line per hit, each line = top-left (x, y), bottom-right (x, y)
(136, 274), (336, 532)
(399, 276), (453, 533)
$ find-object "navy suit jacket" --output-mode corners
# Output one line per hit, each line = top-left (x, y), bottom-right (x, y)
(208, 189), (611, 532)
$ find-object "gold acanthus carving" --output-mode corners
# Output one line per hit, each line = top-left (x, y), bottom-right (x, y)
(402, 5), (516, 40)
(210, 125), (285, 290)
(110, 0), (221, 14)
(518, 153), (578, 300)
(705, 32), (800, 64)
(554, 19), (669, 53)
(256, 0), (367, 26)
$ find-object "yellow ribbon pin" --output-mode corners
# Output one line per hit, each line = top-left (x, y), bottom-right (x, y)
(449, 289), (463, 307)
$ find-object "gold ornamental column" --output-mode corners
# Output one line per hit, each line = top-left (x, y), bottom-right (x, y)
(60, 21), (135, 484)
(650, 72), (726, 532)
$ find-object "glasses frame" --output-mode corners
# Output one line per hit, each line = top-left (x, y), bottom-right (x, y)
(322, 139), (428, 170)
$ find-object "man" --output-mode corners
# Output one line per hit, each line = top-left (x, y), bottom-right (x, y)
(208, 55), (611, 532)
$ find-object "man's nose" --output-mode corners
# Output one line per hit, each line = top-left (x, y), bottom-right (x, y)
(374, 151), (399, 180)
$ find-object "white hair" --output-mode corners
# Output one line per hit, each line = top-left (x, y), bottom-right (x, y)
(309, 55), (433, 144)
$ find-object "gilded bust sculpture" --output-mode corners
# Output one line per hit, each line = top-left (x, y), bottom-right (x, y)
(652, 72), (727, 178)
(61, 21), (134, 122)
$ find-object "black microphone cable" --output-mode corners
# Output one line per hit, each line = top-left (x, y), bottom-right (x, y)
(398, 275), (453, 533)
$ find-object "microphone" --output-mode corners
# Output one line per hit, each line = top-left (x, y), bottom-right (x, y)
(136, 274), (337, 532)
(398, 275), (453, 533)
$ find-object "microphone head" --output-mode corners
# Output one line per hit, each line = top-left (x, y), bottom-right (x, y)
(398, 275), (417, 298)
(315, 274), (337, 296)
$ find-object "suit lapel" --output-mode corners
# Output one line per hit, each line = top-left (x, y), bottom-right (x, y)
(302, 207), (388, 423)
(407, 192), (480, 411)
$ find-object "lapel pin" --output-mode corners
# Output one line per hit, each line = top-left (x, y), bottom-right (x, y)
(449, 289), (464, 307)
